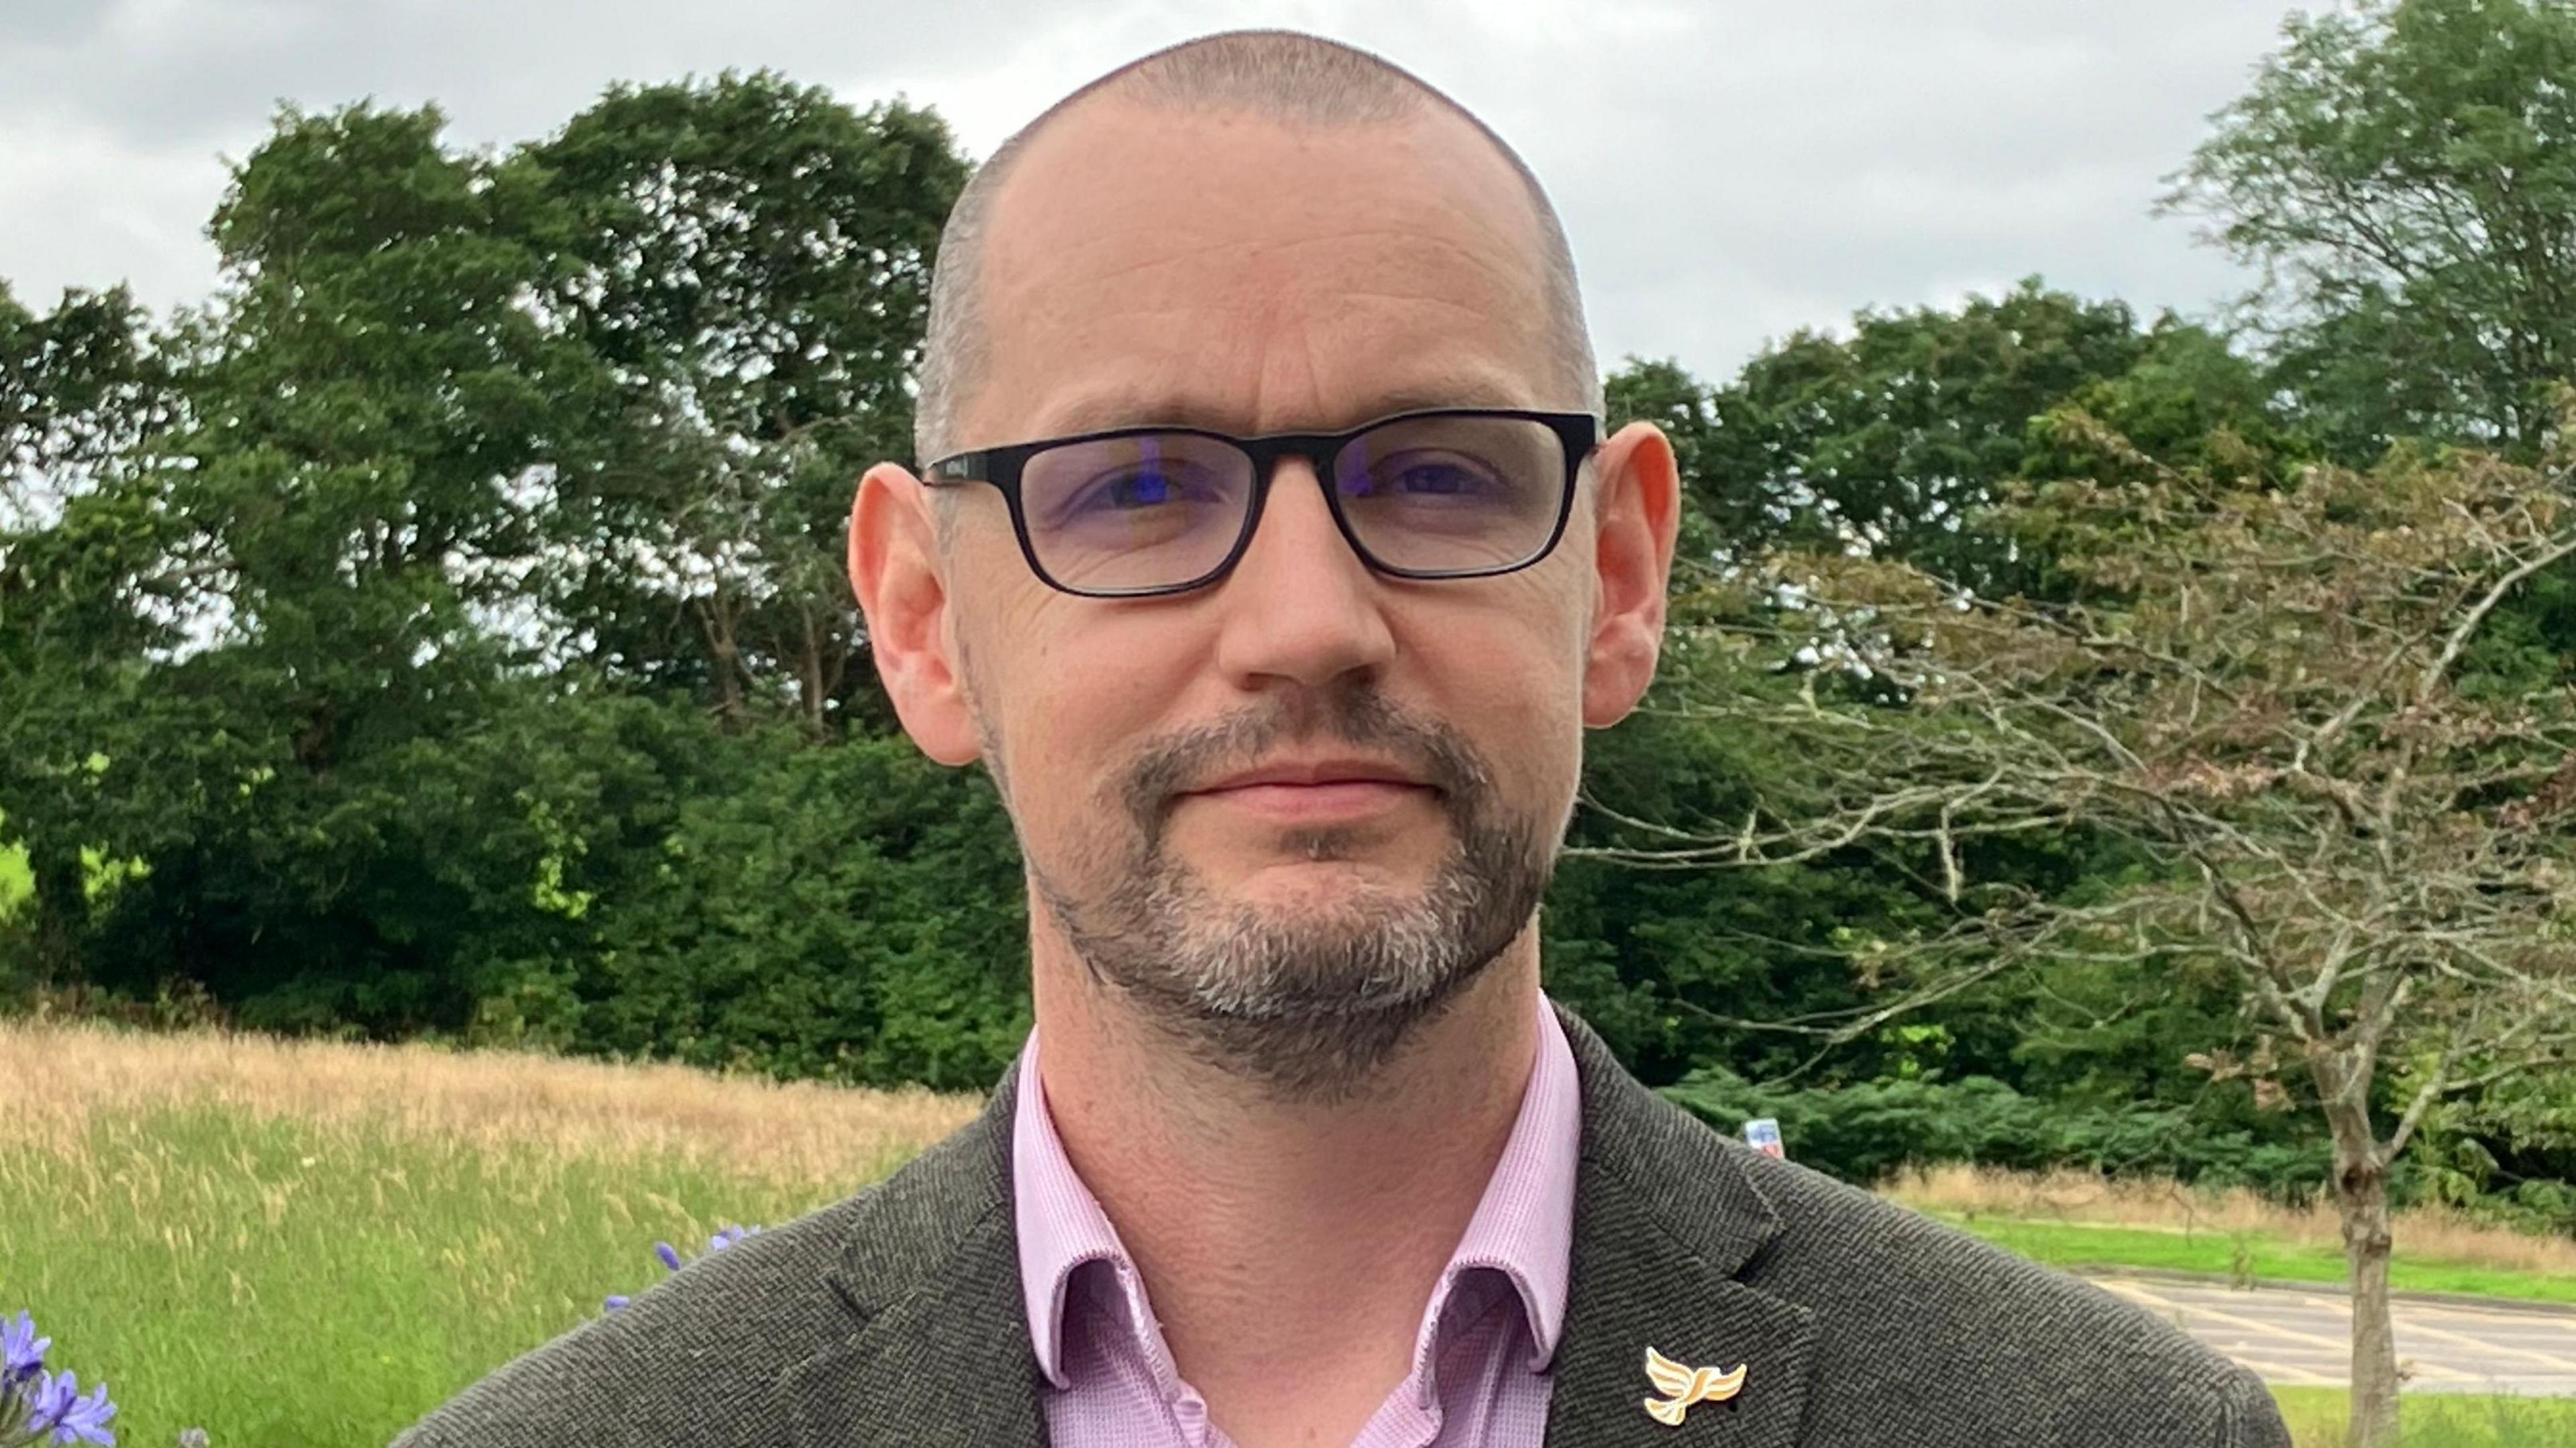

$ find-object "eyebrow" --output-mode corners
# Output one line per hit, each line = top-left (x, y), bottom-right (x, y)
(1033, 371), (1546, 441)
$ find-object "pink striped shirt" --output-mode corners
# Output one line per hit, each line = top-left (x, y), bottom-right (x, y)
(1010, 993), (1581, 1447)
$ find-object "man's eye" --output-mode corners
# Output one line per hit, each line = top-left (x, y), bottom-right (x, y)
(1393, 463), (1485, 495)
(1085, 468), (1190, 509)
(1349, 452), (1503, 499)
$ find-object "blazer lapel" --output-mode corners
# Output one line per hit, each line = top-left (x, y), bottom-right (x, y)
(781, 1066), (1049, 1448)
(1544, 1004), (1819, 1447)
(773, 1003), (1817, 1448)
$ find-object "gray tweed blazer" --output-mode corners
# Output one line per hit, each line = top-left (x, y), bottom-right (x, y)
(392, 1001), (2291, 1447)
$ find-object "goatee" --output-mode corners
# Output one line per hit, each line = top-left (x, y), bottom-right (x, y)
(1030, 687), (1559, 1103)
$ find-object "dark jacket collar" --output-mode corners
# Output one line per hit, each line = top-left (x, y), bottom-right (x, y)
(1543, 1001), (1819, 1445)
(781, 999), (1815, 1446)
(783, 1056), (1041, 1448)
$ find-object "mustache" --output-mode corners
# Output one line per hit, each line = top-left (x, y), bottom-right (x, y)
(1115, 688), (1492, 833)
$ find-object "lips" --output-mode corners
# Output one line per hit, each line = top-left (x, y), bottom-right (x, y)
(1174, 757), (1438, 827)
(1189, 759), (1429, 793)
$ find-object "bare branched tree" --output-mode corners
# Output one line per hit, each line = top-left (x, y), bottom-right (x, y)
(1590, 403), (2576, 1448)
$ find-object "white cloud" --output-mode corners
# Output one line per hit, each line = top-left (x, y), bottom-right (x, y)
(0, 0), (2294, 380)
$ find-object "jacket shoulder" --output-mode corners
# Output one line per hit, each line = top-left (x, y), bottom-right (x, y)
(390, 1105), (1011, 1448)
(1732, 1139), (2288, 1447)
(1556, 1002), (2287, 1448)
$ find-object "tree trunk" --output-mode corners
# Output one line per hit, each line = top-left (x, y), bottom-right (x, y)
(798, 607), (828, 742)
(25, 842), (88, 984)
(694, 592), (747, 729)
(2324, 1092), (2402, 1448)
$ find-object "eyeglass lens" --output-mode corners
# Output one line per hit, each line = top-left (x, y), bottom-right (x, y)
(1016, 414), (1566, 594)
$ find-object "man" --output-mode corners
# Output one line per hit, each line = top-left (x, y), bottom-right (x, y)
(397, 30), (2291, 1448)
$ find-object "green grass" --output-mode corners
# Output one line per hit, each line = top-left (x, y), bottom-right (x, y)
(1, 1103), (894, 1447)
(2271, 1388), (2576, 1447)
(1926, 1212), (2576, 1306)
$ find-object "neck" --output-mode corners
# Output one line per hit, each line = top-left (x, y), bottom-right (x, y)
(1028, 917), (1544, 1439)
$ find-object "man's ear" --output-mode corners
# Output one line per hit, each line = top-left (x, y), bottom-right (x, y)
(1581, 420), (1682, 728)
(849, 463), (983, 766)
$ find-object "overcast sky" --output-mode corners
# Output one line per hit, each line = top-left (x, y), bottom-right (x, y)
(1, 0), (2302, 383)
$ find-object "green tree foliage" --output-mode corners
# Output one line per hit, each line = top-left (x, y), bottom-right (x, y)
(2168, 0), (2576, 459)
(1574, 292), (2300, 1099)
(2426, 1063), (2576, 1231)
(1675, 282), (2157, 583)
(579, 728), (1029, 1090)
(1544, 698), (1959, 1087)
(1, 282), (166, 479)
(520, 75), (967, 736)
(65, 101), (616, 1029)
(1668, 406), (2576, 1446)
(1662, 1067), (2332, 1196)
(0, 282), (193, 981)
(0, 82), (1000, 1078)
(184, 99), (600, 714)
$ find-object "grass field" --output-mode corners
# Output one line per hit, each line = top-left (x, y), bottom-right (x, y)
(2269, 1388), (2576, 1447)
(5, 1018), (2570, 1446)
(1, 1017), (974, 1446)
(1886, 1164), (2576, 1305)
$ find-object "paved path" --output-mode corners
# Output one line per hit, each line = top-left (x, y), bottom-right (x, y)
(2091, 1276), (2576, 1396)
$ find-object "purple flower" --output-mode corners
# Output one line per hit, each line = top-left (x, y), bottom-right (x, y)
(2, 1309), (48, 1386)
(25, 1368), (117, 1445)
(604, 1225), (765, 1312)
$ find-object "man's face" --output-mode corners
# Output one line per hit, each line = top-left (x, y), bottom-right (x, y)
(854, 97), (1676, 1090)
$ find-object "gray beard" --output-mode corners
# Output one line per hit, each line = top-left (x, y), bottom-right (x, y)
(1028, 687), (1559, 1103)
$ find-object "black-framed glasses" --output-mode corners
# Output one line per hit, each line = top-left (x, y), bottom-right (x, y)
(920, 406), (1599, 599)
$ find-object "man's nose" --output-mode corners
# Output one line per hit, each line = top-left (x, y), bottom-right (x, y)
(1208, 455), (1397, 690)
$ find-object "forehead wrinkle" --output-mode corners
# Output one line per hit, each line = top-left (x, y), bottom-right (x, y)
(1330, 288), (1524, 324)
(1027, 234), (1263, 292)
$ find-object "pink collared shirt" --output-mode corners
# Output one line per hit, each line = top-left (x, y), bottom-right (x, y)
(1011, 993), (1582, 1448)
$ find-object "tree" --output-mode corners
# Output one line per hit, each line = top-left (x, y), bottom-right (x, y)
(2, 84), (996, 1052)
(518, 73), (968, 737)
(1687, 281), (2161, 587)
(577, 727), (1030, 1090)
(0, 282), (166, 492)
(1575, 304), (2295, 1095)
(1, 69), (991, 1048)
(2168, 0), (2576, 459)
(1621, 402), (2576, 1447)
(1546, 687), (1975, 1088)
(0, 281), (187, 982)
(1, 101), (635, 1025)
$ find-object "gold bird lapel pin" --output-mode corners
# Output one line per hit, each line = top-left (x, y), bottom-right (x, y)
(1642, 1344), (1748, 1427)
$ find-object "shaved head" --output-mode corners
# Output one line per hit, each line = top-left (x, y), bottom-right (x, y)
(912, 29), (1601, 464)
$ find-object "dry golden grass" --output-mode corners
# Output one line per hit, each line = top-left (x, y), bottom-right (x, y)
(3, 1018), (987, 1443)
(0, 1015), (982, 1191)
(1886, 1162), (2576, 1278)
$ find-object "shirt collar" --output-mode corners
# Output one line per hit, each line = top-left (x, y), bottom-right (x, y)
(1010, 1027), (1135, 1391)
(1010, 990), (1582, 1394)
(1413, 989), (1580, 1382)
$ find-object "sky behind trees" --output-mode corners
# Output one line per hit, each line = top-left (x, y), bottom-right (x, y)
(1, 0), (2294, 382)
